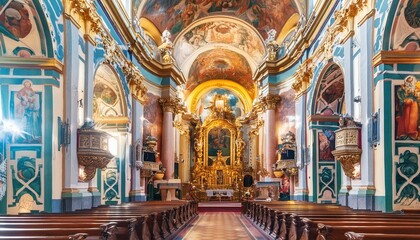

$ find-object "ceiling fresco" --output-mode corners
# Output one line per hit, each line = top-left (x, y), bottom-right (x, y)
(186, 48), (255, 98)
(137, 0), (299, 40)
(173, 19), (266, 65)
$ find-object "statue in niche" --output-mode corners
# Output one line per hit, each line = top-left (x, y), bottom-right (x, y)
(217, 170), (223, 185)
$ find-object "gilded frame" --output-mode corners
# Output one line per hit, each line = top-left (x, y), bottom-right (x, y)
(203, 119), (237, 167)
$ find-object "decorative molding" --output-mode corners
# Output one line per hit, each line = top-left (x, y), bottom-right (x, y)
(123, 62), (148, 104)
(252, 94), (281, 113)
(63, 0), (102, 45)
(97, 1), (186, 85)
(0, 57), (64, 74)
(64, 0), (150, 104)
(373, 51), (420, 67)
(159, 97), (186, 113)
(291, 58), (314, 98)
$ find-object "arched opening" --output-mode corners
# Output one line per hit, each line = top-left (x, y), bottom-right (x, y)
(310, 62), (345, 203)
(92, 64), (129, 205)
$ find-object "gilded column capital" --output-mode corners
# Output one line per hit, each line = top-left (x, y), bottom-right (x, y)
(123, 63), (149, 104)
(64, 0), (101, 45)
(159, 97), (185, 113)
(292, 58), (314, 98)
(252, 94), (281, 113)
(262, 94), (281, 110)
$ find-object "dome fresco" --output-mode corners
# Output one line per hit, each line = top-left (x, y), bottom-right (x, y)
(173, 18), (266, 66)
(136, 0), (299, 39)
(185, 48), (255, 99)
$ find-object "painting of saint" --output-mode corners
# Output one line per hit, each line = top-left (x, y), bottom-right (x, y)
(208, 127), (230, 157)
(395, 76), (420, 140)
(0, 0), (45, 57)
(11, 80), (42, 143)
(318, 129), (335, 161)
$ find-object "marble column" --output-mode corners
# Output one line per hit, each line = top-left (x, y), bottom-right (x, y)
(62, 18), (82, 212)
(160, 98), (177, 180)
(263, 94), (280, 180)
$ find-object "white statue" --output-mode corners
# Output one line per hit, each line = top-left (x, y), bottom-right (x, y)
(161, 29), (173, 45)
(265, 29), (277, 45)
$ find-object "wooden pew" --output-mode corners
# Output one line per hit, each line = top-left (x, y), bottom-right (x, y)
(0, 200), (198, 240)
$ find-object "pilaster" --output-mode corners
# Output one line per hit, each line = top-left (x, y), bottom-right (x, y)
(62, 18), (82, 212)
(349, 16), (375, 210)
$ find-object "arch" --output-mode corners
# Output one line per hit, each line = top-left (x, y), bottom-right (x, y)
(140, 17), (163, 46)
(276, 13), (300, 43)
(387, 0), (420, 51)
(92, 64), (129, 125)
(378, 0), (402, 52)
(311, 62), (345, 116)
(187, 80), (253, 115)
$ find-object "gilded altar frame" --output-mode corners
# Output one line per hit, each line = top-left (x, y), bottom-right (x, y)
(204, 119), (237, 167)
(193, 118), (244, 191)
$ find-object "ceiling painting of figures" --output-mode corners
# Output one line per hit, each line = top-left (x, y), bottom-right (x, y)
(195, 88), (245, 121)
(136, 0), (299, 40)
(186, 48), (255, 98)
(173, 18), (265, 65)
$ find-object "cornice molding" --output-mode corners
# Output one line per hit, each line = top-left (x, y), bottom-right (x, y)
(0, 57), (64, 74)
(373, 51), (420, 67)
(64, 0), (153, 104)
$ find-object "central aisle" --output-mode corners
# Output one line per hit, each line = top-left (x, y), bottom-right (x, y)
(177, 212), (265, 240)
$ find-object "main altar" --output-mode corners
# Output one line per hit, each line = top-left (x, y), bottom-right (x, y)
(191, 94), (245, 201)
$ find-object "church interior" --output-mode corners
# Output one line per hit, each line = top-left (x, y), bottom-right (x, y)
(0, 0), (420, 239)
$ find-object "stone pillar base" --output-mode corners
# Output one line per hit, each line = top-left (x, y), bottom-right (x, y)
(292, 189), (309, 201)
(348, 186), (375, 210)
(62, 192), (83, 212)
(129, 190), (147, 202)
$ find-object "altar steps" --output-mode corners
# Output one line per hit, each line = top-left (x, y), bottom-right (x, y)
(198, 202), (242, 212)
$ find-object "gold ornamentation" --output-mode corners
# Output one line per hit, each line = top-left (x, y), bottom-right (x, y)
(124, 63), (149, 104)
(192, 103), (244, 193)
(292, 58), (314, 98)
(64, 0), (101, 44)
(249, 118), (264, 136)
(173, 120), (189, 136)
(334, 152), (361, 179)
(159, 97), (185, 113)
(253, 94), (281, 112)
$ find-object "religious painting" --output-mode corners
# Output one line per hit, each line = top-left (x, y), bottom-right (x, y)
(10, 80), (42, 144)
(276, 89), (296, 133)
(143, 92), (163, 154)
(314, 63), (345, 115)
(196, 88), (244, 122)
(318, 129), (335, 161)
(208, 126), (231, 157)
(0, 0), (46, 57)
(93, 64), (127, 122)
(186, 49), (255, 98)
(390, 0), (420, 50)
(138, 0), (298, 39)
(173, 20), (265, 64)
(395, 76), (420, 140)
